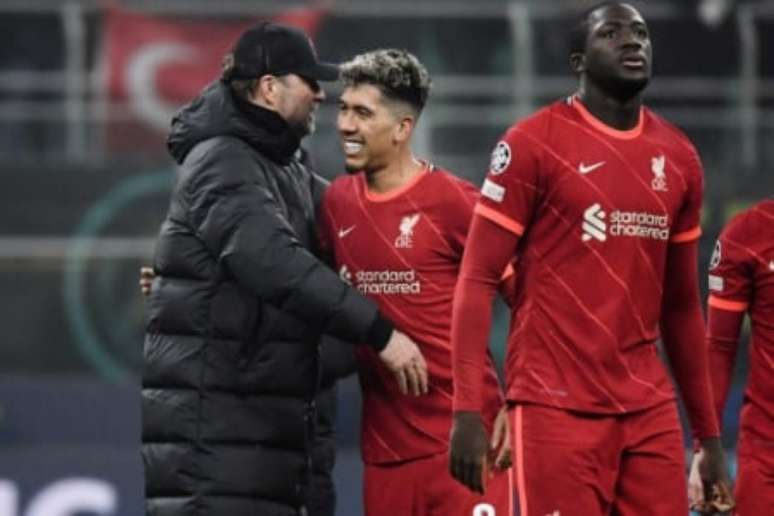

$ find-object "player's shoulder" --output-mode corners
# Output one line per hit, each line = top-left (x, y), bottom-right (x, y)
(327, 172), (359, 194)
(503, 99), (566, 139)
(494, 98), (573, 163)
(722, 200), (774, 241)
(423, 165), (479, 202)
(644, 107), (700, 159)
(426, 164), (475, 189)
(323, 172), (360, 208)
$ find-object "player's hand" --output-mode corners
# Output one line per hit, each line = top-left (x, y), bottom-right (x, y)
(140, 266), (155, 296)
(450, 411), (489, 495)
(688, 438), (734, 514)
(688, 447), (704, 511)
(378, 330), (428, 396)
(490, 405), (511, 471)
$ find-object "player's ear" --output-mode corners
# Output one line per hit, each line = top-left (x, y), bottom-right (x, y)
(570, 52), (586, 74)
(393, 116), (414, 145)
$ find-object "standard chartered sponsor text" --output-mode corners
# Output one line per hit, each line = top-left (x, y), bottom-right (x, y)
(609, 210), (670, 240)
(354, 269), (421, 295)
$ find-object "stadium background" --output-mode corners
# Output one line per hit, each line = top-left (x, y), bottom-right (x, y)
(0, 0), (769, 514)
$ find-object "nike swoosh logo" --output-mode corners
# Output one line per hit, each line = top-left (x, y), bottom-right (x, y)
(338, 226), (356, 238)
(578, 161), (606, 174)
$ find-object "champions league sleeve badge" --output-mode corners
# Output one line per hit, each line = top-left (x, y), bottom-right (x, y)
(489, 141), (511, 175)
(709, 240), (721, 270)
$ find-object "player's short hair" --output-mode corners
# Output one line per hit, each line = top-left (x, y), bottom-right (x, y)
(569, 1), (630, 55)
(340, 49), (432, 117)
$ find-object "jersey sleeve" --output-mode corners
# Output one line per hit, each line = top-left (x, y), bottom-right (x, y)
(707, 217), (754, 312)
(452, 215), (521, 412)
(670, 148), (704, 244)
(475, 126), (543, 237)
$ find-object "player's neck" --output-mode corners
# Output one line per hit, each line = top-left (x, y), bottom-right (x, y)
(365, 151), (424, 194)
(576, 83), (643, 131)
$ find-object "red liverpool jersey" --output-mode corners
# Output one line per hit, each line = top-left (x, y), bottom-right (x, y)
(707, 200), (774, 439)
(319, 164), (503, 464)
(472, 96), (704, 414)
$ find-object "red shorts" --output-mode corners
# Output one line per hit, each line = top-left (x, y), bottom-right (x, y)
(733, 430), (774, 515)
(363, 452), (513, 516)
(510, 401), (688, 516)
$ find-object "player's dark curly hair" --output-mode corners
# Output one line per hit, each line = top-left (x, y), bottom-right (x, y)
(340, 49), (432, 116)
(569, 1), (632, 54)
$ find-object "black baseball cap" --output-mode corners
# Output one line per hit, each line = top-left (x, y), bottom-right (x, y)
(228, 22), (339, 82)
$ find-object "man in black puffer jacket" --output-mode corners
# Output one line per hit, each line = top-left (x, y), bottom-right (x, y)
(143, 22), (428, 516)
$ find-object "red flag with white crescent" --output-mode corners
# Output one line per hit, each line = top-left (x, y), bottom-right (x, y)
(103, 5), (329, 150)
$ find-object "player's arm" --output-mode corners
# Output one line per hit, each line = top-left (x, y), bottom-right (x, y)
(706, 302), (745, 429)
(450, 213), (520, 494)
(703, 228), (753, 426)
(688, 303), (745, 514)
(444, 174), (518, 307)
(660, 239), (718, 440)
(659, 240), (733, 512)
(690, 230), (750, 514)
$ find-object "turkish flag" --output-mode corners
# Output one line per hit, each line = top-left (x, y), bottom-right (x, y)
(103, 5), (328, 152)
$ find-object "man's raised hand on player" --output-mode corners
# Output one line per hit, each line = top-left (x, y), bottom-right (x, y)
(140, 266), (154, 296)
(490, 405), (512, 471)
(378, 330), (429, 396)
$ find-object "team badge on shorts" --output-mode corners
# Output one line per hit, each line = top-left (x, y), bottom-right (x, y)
(489, 141), (511, 175)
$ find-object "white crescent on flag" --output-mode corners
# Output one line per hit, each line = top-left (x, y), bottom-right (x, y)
(103, 5), (329, 149)
(126, 43), (198, 131)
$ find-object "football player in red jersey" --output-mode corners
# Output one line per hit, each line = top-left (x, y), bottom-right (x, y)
(449, 3), (733, 515)
(688, 199), (774, 515)
(318, 49), (513, 516)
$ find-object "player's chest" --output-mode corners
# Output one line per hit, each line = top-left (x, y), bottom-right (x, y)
(329, 201), (447, 269)
(543, 137), (687, 226)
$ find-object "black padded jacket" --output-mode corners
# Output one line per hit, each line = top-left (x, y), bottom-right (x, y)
(142, 81), (385, 516)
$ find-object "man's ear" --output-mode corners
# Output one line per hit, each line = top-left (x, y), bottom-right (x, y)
(570, 52), (586, 75)
(393, 116), (415, 144)
(254, 75), (278, 105)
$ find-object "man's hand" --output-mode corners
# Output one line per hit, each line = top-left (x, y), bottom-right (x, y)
(140, 266), (155, 296)
(490, 405), (511, 471)
(688, 438), (734, 514)
(450, 411), (489, 494)
(378, 330), (428, 396)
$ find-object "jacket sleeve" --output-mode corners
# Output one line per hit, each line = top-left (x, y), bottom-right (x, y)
(319, 336), (358, 388)
(184, 141), (390, 348)
(310, 171), (330, 215)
